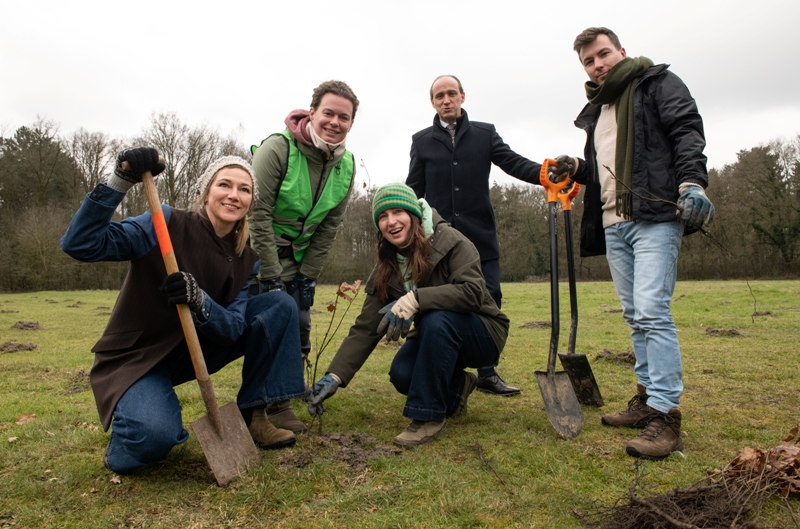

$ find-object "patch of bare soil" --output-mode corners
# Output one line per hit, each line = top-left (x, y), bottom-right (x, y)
(602, 308), (623, 313)
(277, 432), (401, 472)
(94, 306), (111, 310)
(1, 342), (37, 353)
(519, 320), (551, 329)
(595, 349), (635, 365)
(752, 310), (773, 317)
(12, 321), (42, 330)
(0, 310), (19, 314)
(704, 327), (743, 337)
(65, 369), (91, 394)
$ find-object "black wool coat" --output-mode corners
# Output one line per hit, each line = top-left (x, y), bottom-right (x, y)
(406, 110), (542, 261)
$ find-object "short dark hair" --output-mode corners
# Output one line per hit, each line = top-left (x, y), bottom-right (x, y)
(573, 27), (622, 55)
(310, 80), (360, 120)
(429, 75), (464, 99)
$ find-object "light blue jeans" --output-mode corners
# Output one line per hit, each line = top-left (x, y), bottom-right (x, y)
(604, 220), (683, 413)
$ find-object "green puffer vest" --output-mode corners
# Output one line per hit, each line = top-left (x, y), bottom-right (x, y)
(252, 130), (354, 262)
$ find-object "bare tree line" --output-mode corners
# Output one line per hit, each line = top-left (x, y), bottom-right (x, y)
(0, 114), (797, 292)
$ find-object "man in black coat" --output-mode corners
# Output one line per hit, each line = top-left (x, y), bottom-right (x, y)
(406, 74), (546, 396)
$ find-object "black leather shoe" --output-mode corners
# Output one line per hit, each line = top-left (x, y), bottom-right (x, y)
(476, 375), (521, 396)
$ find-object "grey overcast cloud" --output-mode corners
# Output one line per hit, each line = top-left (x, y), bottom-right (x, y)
(2, 0), (798, 188)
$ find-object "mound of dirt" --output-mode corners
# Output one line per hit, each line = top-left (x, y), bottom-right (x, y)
(1, 342), (37, 353)
(277, 431), (401, 472)
(12, 321), (43, 330)
(595, 349), (635, 364)
(704, 327), (742, 337)
(519, 320), (551, 329)
(0, 309), (19, 314)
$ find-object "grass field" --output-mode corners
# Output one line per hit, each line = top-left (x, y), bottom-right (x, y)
(1, 280), (798, 528)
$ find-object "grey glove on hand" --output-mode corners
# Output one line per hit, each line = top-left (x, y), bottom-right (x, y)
(307, 373), (340, 416)
(376, 300), (415, 342)
(678, 185), (715, 230)
(108, 147), (165, 193)
(161, 271), (205, 315)
(548, 155), (579, 183)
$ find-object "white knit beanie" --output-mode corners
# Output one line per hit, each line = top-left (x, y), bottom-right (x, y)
(194, 156), (258, 208)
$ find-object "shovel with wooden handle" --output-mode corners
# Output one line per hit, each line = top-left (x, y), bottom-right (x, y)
(128, 160), (261, 486)
(534, 159), (583, 440)
(556, 181), (604, 407)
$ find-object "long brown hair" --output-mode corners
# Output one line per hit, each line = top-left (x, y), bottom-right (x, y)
(374, 214), (432, 302)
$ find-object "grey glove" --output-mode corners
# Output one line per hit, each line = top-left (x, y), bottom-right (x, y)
(548, 155), (578, 183)
(678, 186), (714, 230)
(259, 277), (286, 293)
(376, 301), (414, 342)
(161, 271), (205, 314)
(108, 147), (165, 193)
(307, 374), (340, 416)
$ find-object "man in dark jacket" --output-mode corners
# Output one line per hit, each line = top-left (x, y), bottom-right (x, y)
(406, 74), (546, 396)
(556, 27), (714, 461)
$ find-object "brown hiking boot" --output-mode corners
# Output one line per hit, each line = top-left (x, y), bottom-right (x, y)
(448, 372), (478, 419)
(393, 420), (446, 448)
(601, 384), (652, 428)
(266, 400), (307, 434)
(248, 407), (295, 450)
(626, 408), (684, 460)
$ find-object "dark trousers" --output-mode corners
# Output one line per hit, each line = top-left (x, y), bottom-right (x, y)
(478, 258), (502, 378)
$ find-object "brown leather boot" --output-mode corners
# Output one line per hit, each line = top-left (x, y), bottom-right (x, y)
(625, 408), (684, 460)
(601, 384), (652, 428)
(266, 400), (307, 434)
(248, 407), (295, 449)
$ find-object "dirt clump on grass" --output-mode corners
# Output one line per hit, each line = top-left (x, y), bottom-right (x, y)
(704, 327), (743, 337)
(595, 349), (635, 364)
(65, 369), (91, 394)
(278, 432), (401, 472)
(575, 426), (800, 529)
(1, 342), (37, 353)
(0, 309), (19, 314)
(519, 320), (551, 329)
(12, 321), (43, 330)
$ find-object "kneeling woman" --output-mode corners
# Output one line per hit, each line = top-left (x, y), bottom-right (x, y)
(61, 148), (305, 474)
(308, 183), (509, 448)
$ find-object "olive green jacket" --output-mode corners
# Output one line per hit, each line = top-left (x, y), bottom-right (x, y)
(250, 134), (355, 281)
(326, 211), (510, 386)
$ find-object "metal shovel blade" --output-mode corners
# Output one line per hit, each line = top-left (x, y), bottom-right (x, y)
(558, 352), (604, 406)
(534, 370), (584, 440)
(191, 401), (261, 487)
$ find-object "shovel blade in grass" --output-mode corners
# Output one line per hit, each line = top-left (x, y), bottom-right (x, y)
(535, 370), (584, 440)
(558, 352), (604, 407)
(192, 402), (261, 487)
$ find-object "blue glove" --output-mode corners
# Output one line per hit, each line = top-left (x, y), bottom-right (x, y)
(376, 301), (414, 342)
(287, 275), (316, 311)
(259, 277), (286, 293)
(308, 374), (340, 416)
(678, 186), (714, 230)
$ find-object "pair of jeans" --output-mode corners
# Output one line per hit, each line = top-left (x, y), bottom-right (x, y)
(388, 310), (499, 422)
(104, 291), (305, 474)
(604, 220), (683, 413)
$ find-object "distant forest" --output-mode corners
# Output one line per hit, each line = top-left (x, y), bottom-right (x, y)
(0, 113), (797, 292)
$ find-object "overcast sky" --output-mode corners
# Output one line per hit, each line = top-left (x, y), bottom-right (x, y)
(2, 0), (798, 188)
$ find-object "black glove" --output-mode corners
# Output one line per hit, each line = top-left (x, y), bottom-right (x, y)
(161, 271), (205, 314)
(307, 374), (340, 416)
(548, 155), (578, 183)
(259, 277), (286, 293)
(115, 147), (165, 183)
(288, 275), (316, 311)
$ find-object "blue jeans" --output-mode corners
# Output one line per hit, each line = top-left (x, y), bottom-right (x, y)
(388, 310), (499, 422)
(605, 220), (683, 413)
(105, 292), (305, 474)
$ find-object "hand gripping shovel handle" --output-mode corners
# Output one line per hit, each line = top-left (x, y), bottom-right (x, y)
(125, 161), (223, 434)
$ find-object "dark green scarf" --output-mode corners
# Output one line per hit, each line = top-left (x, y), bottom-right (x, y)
(584, 56), (654, 219)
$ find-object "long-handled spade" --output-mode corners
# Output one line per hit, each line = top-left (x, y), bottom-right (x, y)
(556, 181), (604, 407)
(534, 159), (583, 439)
(132, 161), (261, 486)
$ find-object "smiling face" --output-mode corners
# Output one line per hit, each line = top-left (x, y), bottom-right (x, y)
(579, 33), (627, 85)
(430, 76), (465, 124)
(378, 207), (413, 249)
(309, 93), (354, 144)
(204, 166), (253, 237)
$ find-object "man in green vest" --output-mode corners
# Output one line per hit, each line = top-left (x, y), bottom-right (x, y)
(250, 80), (359, 434)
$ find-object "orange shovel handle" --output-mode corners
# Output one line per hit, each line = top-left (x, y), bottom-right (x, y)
(539, 158), (571, 203)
